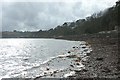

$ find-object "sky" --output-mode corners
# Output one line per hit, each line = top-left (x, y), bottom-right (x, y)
(0, 0), (118, 31)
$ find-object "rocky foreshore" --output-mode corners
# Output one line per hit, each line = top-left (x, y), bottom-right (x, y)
(32, 32), (120, 80)
(61, 32), (120, 79)
(33, 32), (120, 80)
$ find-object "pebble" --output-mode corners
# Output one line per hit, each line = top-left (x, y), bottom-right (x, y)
(46, 68), (49, 71)
(53, 71), (57, 74)
(70, 64), (74, 67)
(68, 51), (71, 53)
(101, 67), (111, 73)
(96, 57), (104, 61)
(82, 46), (86, 48)
(76, 63), (80, 65)
(73, 47), (75, 48)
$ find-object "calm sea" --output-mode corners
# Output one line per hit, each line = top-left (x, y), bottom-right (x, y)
(0, 38), (92, 78)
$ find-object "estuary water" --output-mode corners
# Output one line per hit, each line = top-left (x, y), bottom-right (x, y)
(0, 38), (92, 78)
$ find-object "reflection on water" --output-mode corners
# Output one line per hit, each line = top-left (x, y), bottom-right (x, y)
(0, 38), (92, 78)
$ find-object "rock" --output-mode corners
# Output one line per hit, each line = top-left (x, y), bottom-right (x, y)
(86, 53), (91, 56)
(53, 71), (57, 74)
(114, 72), (119, 75)
(82, 69), (88, 72)
(68, 51), (71, 53)
(77, 57), (81, 60)
(66, 55), (76, 58)
(50, 74), (53, 76)
(69, 68), (72, 71)
(82, 46), (86, 48)
(76, 63), (80, 65)
(74, 59), (80, 62)
(70, 65), (74, 67)
(96, 57), (103, 61)
(84, 49), (88, 52)
(88, 65), (92, 67)
(101, 67), (111, 73)
(68, 75), (76, 78)
(44, 72), (47, 74)
(58, 56), (64, 58)
(86, 61), (90, 63)
(73, 47), (75, 48)
(46, 68), (49, 70)
(117, 66), (120, 71)
(23, 58), (28, 60)
(74, 70), (81, 73)
(75, 69), (88, 73)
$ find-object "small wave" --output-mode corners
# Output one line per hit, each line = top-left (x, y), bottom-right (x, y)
(0, 40), (92, 78)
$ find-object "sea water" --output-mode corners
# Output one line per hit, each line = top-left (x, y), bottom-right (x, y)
(0, 38), (92, 78)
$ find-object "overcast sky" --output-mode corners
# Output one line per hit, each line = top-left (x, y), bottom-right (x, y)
(0, 0), (117, 31)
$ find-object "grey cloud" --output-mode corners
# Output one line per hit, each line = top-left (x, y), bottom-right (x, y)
(2, 2), (44, 31)
(1, 1), (117, 31)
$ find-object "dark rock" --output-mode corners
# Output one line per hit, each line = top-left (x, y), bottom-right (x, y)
(96, 57), (104, 61)
(86, 61), (90, 63)
(53, 71), (57, 74)
(88, 65), (92, 67)
(68, 51), (71, 53)
(101, 67), (111, 73)
(114, 72), (119, 75)
(109, 41), (116, 45)
(82, 69), (88, 72)
(82, 46), (86, 48)
(70, 64), (74, 67)
(74, 59), (80, 62)
(77, 57), (81, 60)
(73, 47), (75, 48)
(68, 75), (76, 78)
(66, 55), (76, 58)
(117, 66), (120, 71)
(46, 68), (49, 70)
(44, 72), (47, 74)
(23, 58), (28, 60)
(69, 68), (72, 71)
(50, 73), (53, 76)
(86, 53), (91, 56)
(76, 63), (80, 65)
(84, 49), (88, 52)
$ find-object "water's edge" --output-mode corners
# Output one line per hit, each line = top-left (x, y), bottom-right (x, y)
(0, 38), (92, 78)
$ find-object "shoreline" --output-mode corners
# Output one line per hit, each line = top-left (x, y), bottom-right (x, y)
(1, 32), (119, 79)
(33, 32), (119, 79)
(59, 33), (119, 78)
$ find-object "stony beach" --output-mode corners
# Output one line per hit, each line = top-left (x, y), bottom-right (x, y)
(32, 32), (120, 80)
(58, 32), (120, 79)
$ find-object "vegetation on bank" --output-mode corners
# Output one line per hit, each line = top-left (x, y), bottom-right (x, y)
(2, 0), (120, 38)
